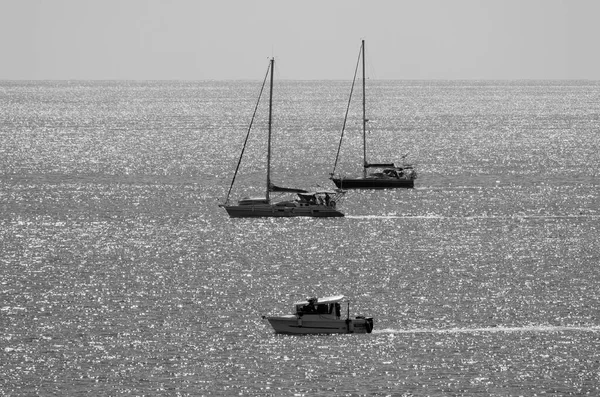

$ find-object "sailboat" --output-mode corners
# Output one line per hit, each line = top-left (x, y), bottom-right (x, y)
(330, 40), (417, 189)
(220, 58), (345, 218)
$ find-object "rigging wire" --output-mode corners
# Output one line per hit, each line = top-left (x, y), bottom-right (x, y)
(222, 61), (272, 205)
(330, 41), (363, 177)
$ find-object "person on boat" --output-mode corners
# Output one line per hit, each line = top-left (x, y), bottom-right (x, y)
(303, 297), (317, 313)
(325, 194), (330, 206)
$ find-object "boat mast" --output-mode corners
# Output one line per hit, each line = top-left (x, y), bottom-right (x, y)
(266, 57), (274, 201)
(361, 40), (367, 178)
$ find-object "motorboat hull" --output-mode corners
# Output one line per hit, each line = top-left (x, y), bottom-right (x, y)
(266, 315), (373, 334)
(331, 177), (414, 189)
(224, 204), (344, 218)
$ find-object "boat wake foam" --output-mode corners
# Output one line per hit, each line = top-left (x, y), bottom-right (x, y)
(374, 325), (600, 334)
(347, 215), (600, 220)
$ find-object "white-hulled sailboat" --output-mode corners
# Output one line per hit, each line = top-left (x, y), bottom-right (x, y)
(220, 58), (345, 218)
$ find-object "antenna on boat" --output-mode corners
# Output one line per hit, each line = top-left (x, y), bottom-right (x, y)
(347, 298), (351, 320)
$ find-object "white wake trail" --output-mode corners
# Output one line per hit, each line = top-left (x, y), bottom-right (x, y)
(373, 325), (600, 334)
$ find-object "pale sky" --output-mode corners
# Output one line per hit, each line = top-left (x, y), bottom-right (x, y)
(1, 0), (599, 80)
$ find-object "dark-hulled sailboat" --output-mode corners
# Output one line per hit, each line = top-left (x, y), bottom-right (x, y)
(330, 40), (417, 189)
(220, 58), (345, 218)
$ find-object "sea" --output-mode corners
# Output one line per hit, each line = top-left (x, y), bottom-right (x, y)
(1, 79), (599, 396)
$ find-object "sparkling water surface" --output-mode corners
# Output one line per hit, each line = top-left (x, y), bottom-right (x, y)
(1, 80), (600, 396)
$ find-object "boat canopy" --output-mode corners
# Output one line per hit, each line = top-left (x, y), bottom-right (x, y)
(294, 295), (346, 306)
(365, 163), (396, 168)
(238, 197), (269, 205)
(269, 184), (308, 193)
(297, 190), (340, 198)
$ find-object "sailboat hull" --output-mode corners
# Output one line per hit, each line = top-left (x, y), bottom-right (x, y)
(331, 177), (414, 189)
(224, 204), (344, 218)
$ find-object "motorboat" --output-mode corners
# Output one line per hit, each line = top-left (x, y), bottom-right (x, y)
(262, 295), (373, 334)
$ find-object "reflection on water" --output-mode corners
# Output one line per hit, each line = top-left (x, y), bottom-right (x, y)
(2, 80), (600, 395)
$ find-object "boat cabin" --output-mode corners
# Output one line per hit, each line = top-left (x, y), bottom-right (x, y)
(296, 191), (338, 207)
(294, 296), (343, 319)
(368, 165), (415, 180)
(382, 168), (404, 178)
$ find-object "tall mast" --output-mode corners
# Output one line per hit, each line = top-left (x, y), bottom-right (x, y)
(266, 57), (274, 201)
(361, 40), (367, 178)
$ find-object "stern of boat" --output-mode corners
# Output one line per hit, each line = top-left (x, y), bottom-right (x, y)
(351, 316), (374, 333)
